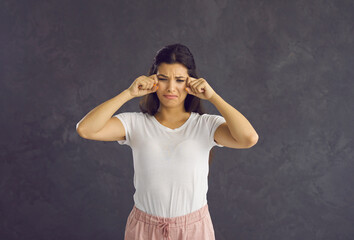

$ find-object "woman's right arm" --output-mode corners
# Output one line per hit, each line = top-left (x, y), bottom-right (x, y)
(76, 74), (158, 141)
(76, 89), (134, 141)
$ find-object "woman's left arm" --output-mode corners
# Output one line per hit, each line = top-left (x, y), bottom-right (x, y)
(208, 92), (259, 147)
(185, 76), (259, 147)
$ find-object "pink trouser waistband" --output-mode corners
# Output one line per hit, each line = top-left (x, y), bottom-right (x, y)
(131, 204), (209, 240)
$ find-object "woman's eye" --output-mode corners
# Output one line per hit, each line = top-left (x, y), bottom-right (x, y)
(158, 78), (184, 83)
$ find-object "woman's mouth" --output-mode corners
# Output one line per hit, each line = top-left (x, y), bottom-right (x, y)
(164, 95), (178, 99)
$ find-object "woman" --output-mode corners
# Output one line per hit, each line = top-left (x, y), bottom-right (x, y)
(76, 43), (259, 240)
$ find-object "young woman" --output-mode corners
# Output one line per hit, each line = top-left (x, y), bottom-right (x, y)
(76, 43), (259, 240)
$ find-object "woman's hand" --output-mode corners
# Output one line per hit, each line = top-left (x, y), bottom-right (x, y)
(185, 77), (216, 100)
(127, 74), (159, 98)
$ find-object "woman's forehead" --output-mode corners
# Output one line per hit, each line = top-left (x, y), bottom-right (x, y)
(157, 63), (188, 76)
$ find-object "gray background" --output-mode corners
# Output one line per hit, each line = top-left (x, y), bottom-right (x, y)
(1, 0), (354, 239)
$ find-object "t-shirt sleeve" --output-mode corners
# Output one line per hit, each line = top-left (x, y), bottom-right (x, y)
(113, 112), (134, 146)
(204, 113), (227, 148)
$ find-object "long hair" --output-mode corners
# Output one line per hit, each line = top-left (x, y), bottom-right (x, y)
(138, 43), (217, 171)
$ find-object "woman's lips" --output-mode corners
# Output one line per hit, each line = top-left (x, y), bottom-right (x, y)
(164, 95), (178, 99)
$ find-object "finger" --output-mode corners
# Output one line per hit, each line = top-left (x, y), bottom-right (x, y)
(187, 76), (191, 87)
(190, 79), (199, 94)
(187, 76), (195, 87)
(195, 80), (204, 93)
(140, 79), (150, 89)
(150, 75), (159, 91)
(150, 84), (159, 93)
(148, 76), (156, 89)
(140, 80), (147, 89)
(185, 87), (193, 95)
(154, 74), (159, 86)
(147, 74), (155, 87)
(137, 80), (144, 89)
(154, 74), (158, 82)
(150, 74), (157, 83)
(152, 82), (159, 91)
(196, 82), (205, 93)
(195, 80), (203, 90)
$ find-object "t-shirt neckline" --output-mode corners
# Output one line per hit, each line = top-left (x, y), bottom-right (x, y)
(151, 112), (194, 132)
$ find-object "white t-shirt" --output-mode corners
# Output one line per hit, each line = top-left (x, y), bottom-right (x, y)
(114, 111), (226, 218)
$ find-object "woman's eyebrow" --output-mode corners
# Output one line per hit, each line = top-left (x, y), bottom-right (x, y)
(157, 74), (186, 79)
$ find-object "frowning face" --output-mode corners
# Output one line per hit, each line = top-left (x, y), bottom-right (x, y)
(155, 62), (189, 106)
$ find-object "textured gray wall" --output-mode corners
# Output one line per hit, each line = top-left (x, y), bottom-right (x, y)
(1, 0), (353, 239)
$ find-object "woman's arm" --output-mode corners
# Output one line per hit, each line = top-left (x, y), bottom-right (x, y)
(209, 92), (259, 146)
(76, 89), (134, 136)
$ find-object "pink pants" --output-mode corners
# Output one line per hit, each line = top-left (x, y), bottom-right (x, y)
(124, 203), (215, 240)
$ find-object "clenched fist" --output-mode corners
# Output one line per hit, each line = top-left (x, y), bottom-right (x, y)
(127, 74), (159, 98)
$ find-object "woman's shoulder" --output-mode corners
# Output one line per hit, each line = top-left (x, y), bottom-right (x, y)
(114, 111), (145, 120)
(194, 112), (225, 124)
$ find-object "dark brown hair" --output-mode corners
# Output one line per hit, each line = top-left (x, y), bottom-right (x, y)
(138, 43), (217, 172)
